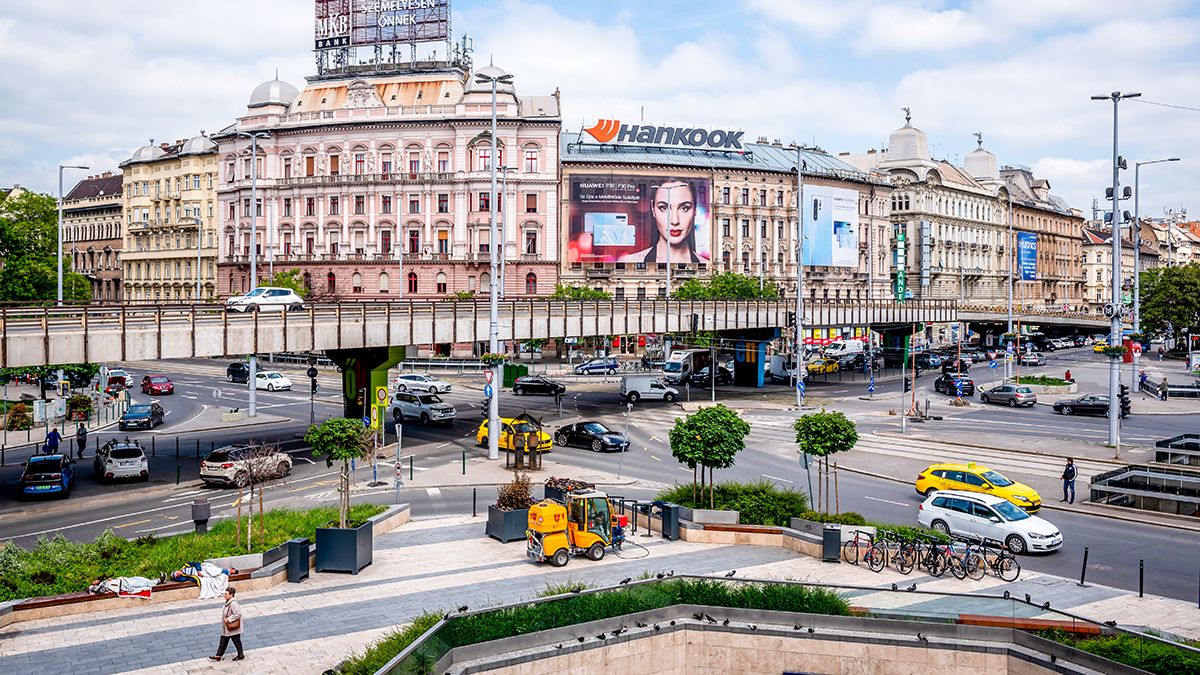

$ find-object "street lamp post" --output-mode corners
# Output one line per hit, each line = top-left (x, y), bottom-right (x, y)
(193, 217), (204, 301)
(57, 164), (90, 306)
(1091, 91), (1140, 447)
(476, 65), (513, 462)
(236, 130), (270, 417)
(794, 150), (806, 408)
(1005, 178), (1014, 380)
(499, 165), (515, 299)
(1132, 157), (1180, 392)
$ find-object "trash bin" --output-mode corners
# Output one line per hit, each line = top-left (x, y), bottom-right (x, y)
(821, 524), (841, 562)
(287, 537), (311, 583)
(659, 502), (681, 541)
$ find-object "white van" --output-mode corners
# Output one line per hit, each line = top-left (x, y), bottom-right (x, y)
(620, 375), (679, 403)
(824, 340), (864, 358)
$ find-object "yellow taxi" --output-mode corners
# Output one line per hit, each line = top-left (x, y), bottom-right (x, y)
(1092, 340), (1109, 353)
(476, 417), (552, 452)
(915, 462), (1042, 512)
(807, 358), (840, 375)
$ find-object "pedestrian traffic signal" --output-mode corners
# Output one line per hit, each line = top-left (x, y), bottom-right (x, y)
(904, 377), (912, 392)
(355, 387), (365, 406)
(311, 380), (319, 394)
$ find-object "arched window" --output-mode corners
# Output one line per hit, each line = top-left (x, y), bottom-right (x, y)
(378, 272), (389, 293)
(480, 272), (490, 291)
(302, 272), (312, 292)
(327, 271), (336, 292)
(351, 272), (363, 293)
(435, 272), (447, 294)
(407, 271), (418, 294)
(525, 272), (537, 295)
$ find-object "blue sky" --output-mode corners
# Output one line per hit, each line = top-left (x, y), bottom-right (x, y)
(2, 0), (1197, 218)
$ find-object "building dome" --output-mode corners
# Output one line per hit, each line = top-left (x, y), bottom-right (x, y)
(964, 133), (998, 180)
(128, 143), (167, 164)
(887, 122), (930, 162)
(248, 78), (298, 109)
(180, 132), (217, 156)
(465, 65), (515, 95)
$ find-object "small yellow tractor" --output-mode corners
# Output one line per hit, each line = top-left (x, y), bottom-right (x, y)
(526, 489), (627, 567)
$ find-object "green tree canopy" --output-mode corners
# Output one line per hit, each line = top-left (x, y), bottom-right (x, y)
(264, 268), (309, 299)
(669, 404), (751, 506)
(793, 410), (859, 458)
(1139, 263), (1200, 345)
(672, 273), (780, 300)
(0, 191), (92, 304)
(306, 417), (374, 528)
(549, 283), (612, 301)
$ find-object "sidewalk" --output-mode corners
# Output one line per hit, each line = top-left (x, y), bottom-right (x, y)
(367, 449), (641, 490)
(1, 514), (1194, 675)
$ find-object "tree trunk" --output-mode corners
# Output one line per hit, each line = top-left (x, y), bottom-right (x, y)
(340, 459), (350, 529)
(259, 485), (266, 548)
(692, 465), (697, 503)
(816, 457), (823, 514)
(236, 486), (243, 545)
(709, 466), (715, 509)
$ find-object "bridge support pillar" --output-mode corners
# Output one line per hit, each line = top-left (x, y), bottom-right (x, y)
(326, 345), (406, 421)
(732, 339), (768, 388)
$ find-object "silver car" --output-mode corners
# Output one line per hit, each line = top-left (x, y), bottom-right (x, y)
(393, 373), (452, 394)
(390, 391), (456, 425)
(1018, 352), (1046, 367)
(980, 384), (1037, 407)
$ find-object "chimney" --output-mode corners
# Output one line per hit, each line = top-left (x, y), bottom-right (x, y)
(838, 152), (849, 156)
(867, 149), (876, 155)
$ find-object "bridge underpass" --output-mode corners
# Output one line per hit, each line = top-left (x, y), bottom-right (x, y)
(2, 298), (965, 418)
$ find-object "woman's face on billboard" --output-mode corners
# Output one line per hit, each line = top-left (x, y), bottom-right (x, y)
(653, 182), (695, 246)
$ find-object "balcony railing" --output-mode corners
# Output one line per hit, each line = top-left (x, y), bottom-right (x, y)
(275, 172), (454, 188)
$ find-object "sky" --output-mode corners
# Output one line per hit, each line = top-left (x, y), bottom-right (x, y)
(1, 0), (1197, 219)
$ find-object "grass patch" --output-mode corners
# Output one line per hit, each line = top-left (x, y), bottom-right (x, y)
(0, 503), (386, 602)
(1014, 375), (1069, 387)
(1039, 630), (1200, 675)
(656, 480), (808, 526)
(336, 611), (443, 675)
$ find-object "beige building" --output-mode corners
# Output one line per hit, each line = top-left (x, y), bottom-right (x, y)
(1081, 226), (1158, 314)
(120, 134), (220, 302)
(1001, 165), (1085, 310)
(63, 172), (124, 302)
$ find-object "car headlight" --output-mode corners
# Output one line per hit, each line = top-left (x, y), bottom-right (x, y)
(1013, 495), (1032, 503)
(1029, 532), (1052, 539)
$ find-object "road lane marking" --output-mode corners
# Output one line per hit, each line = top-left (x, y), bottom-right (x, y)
(650, 455), (661, 461)
(4, 496), (239, 540)
(113, 519), (151, 529)
(437, 442), (450, 448)
(761, 474), (794, 484)
(649, 436), (662, 443)
(135, 521), (190, 534)
(426, 488), (441, 497)
(864, 496), (909, 507)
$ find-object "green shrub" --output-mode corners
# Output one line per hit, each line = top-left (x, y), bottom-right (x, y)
(1040, 630), (1200, 675)
(336, 611), (443, 675)
(656, 480), (808, 526)
(872, 523), (949, 544)
(5, 402), (31, 431)
(538, 578), (596, 597)
(796, 511), (868, 526)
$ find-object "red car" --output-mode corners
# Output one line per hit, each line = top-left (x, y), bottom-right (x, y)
(141, 374), (174, 395)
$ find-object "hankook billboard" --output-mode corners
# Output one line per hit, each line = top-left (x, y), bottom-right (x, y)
(315, 0), (449, 50)
(802, 185), (859, 267)
(566, 174), (712, 265)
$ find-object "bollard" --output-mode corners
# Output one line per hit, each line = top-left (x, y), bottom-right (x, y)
(462, 449), (466, 475)
(1078, 546), (1089, 587)
(196, 438), (200, 460)
(472, 487), (477, 517)
(1, 444), (5, 466)
(176, 463), (181, 485)
(409, 455), (414, 481)
(175, 437), (180, 457)
(1139, 559), (1144, 598)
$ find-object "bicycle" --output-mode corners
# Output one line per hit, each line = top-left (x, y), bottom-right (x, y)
(916, 534), (966, 579)
(866, 530), (914, 575)
(965, 541), (1021, 582)
(842, 529), (874, 565)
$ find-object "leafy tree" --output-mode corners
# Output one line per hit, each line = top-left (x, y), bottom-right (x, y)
(1140, 263), (1200, 346)
(793, 410), (859, 513)
(306, 418), (374, 528)
(0, 191), (91, 304)
(668, 404), (751, 508)
(263, 268), (309, 299)
(671, 272), (779, 300)
(549, 283), (611, 301)
(451, 290), (475, 300)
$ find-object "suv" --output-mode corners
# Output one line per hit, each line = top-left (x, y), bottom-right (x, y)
(918, 490), (1062, 554)
(227, 362), (250, 383)
(393, 373), (452, 394)
(94, 439), (149, 482)
(201, 444), (293, 487)
(18, 454), (76, 499)
(933, 373), (975, 396)
(391, 391), (456, 425)
(224, 286), (305, 312)
(574, 357), (619, 375)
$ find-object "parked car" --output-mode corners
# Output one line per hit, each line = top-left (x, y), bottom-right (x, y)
(690, 365), (733, 388)
(107, 368), (133, 387)
(93, 439), (149, 483)
(475, 417), (552, 452)
(1053, 394), (1128, 417)
(838, 353), (880, 372)
(619, 375), (678, 403)
(224, 286), (305, 312)
(18, 454), (76, 499)
(119, 402), (165, 430)
(553, 421), (630, 452)
(1052, 338), (1074, 350)
(390, 391), (456, 425)
(254, 371), (293, 391)
(393, 373), (452, 394)
(1017, 352), (1046, 367)
(915, 462), (1041, 512)
(979, 384), (1037, 408)
(140, 374), (174, 395)
(1072, 335), (1089, 347)
(807, 358), (839, 375)
(201, 444), (293, 487)
(933, 373), (976, 396)
(917, 490), (1062, 554)
(512, 375), (565, 396)
(574, 357), (619, 375)
(227, 362), (251, 383)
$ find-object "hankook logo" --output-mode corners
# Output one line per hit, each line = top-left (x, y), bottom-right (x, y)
(583, 119), (744, 150)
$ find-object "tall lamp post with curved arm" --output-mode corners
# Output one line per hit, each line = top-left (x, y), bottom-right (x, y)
(235, 130), (270, 418)
(1131, 157), (1180, 392)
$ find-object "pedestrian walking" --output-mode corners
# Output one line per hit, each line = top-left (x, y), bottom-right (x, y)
(1157, 346), (1165, 361)
(209, 587), (244, 662)
(1161, 376), (1169, 401)
(1060, 458), (1077, 504)
(75, 424), (88, 460)
(45, 427), (62, 455)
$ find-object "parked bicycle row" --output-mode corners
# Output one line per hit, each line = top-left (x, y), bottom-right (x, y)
(843, 529), (1021, 582)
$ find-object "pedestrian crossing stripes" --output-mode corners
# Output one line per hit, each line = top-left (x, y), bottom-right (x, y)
(848, 434), (1116, 483)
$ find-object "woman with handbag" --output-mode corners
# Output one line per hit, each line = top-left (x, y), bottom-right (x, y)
(209, 587), (245, 661)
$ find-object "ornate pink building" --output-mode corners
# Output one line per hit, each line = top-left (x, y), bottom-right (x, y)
(213, 63), (560, 302)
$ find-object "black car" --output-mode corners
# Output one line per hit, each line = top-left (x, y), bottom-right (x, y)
(941, 358), (972, 374)
(933, 373), (976, 396)
(227, 362), (250, 383)
(1053, 394), (1128, 417)
(119, 402), (165, 430)
(512, 375), (565, 396)
(691, 365), (733, 388)
(837, 353), (880, 372)
(553, 421), (630, 452)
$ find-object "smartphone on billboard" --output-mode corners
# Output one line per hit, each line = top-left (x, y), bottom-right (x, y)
(584, 213), (635, 246)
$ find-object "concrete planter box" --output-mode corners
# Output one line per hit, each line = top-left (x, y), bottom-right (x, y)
(486, 506), (529, 543)
(677, 506), (739, 525)
(1017, 382), (1077, 394)
(314, 520), (373, 574)
(789, 519), (875, 544)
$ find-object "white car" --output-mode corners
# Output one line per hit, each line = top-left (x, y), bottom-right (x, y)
(918, 490), (1062, 555)
(393, 373), (452, 394)
(107, 368), (132, 387)
(255, 371), (293, 391)
(93, 440), (149, 483)
(224, 287), (305, 313)
(201, 444), (293, 487)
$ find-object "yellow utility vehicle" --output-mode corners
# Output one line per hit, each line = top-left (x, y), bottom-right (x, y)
(526, 490), (627, 567)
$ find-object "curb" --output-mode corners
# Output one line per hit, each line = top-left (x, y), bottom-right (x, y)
(836, 464), (1200, 533)
(159, 415), (293, 436)
(870, 429), (1139, 465)
(0, 479), (209, 522)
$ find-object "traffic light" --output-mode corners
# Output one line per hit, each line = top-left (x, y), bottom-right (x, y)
(355, 387), (366, 406)
(786, 311), (796, 327)
(311, 380), (319, 394)
(1118, 384), (1131, 416)
(904, 376), (912, 392)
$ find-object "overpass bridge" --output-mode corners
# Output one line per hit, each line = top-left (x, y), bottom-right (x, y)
(958, 305), (1112, 330)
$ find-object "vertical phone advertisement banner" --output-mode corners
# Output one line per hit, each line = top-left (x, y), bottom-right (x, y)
(1017, 232), (1038, 281)
(802, 185), (859, 267)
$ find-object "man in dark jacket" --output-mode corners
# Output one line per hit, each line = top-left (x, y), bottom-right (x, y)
(1061, 458), (1077, 504)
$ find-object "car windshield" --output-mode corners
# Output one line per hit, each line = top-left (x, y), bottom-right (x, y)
(993, 501), (1030, 521)
(207, 448), (247, 462)
(417, 395), (442, 404)
(662, 362), (682, 373)
(245, 288), (267, 297)
(981, 470), (1014, 487)
(127, 405), (151, 414)
(511, 422), (538, 433)
(584, 423), (610, 434)
(266, 373), (282, 378)
(110, 447), (143, 459)
(150, 377), (168, 383)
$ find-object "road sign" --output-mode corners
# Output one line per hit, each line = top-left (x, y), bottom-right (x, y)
(1005, 343), (1014, 354)
(484, 370), (494, 385)
(484, 384), (494, 398)
(1132, 344), (1142, 355)
(797, 380), (806, 394)
(211, 388), (222, 400)
(394, 463), (402, 477)
(370, 405), (380, 430)
(375, 386), (388, 404)
(988, 360), (998, 370)
(307, 367), (318, 379)
(867, 382), (876, 394)
(362, 416), (371, 427)
(955, 379), (964, 396)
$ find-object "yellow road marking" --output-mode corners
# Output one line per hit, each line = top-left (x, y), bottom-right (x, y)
(114, 519), (151, 529)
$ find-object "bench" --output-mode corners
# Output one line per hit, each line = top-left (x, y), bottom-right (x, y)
(956, 613), (1102, 635)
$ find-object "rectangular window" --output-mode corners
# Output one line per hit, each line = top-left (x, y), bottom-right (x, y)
(478, 192), (490, 211)
(436, 277), (446, 294)
(437, 151), (449, 173)
(776, 191), (784, 206)
(242, 199), (250, 216)
(524, 149), (538, 173)
(525, 192), (538, 213)
(192, 176), (200, 190)
(354, 195), (365, 215)
(255, 199), (262, 217)
(329, 155), (339, 176)
(228, 202), (236, 220)
(305, 236), (314, 254)
(408, 230), (420, 254)
(283, 198), (292, 217)
(721, 219), (730, 237)
(437, 193), (449, 213)
(760, 220), (767, 237)
(741, 220), (750, 237)
(408, 154), (420, 175)
(740, 188), (749, 205)
(381, 156), (392, 178)
(305, 197), (315, 216)
(305, 156), (315, 176)
(354, 153), (365, 175)
(476, 146), (490, 171)
(381, 195), (392, 214)
(380, 230), (391, 253)
(243, 158), (250, 177)
(329, 196), (339, 215)
(525, 231), (538, 254)
(722, 187), (730, 205)
(408, 195), (420, 214)
(437, 230), (449, 253)
(759, 189), (767, 206)
(283, 162), (292, 180)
